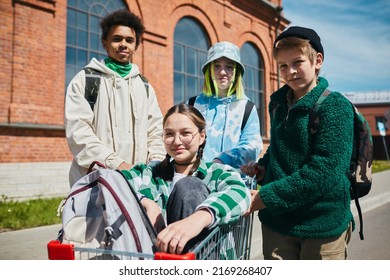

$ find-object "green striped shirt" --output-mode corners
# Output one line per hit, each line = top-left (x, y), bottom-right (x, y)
(121, 160), (250, 227)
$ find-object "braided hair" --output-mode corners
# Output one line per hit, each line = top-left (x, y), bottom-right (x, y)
(156, 103), (206, 181)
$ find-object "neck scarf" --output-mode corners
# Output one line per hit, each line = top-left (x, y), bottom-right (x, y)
(104, 57), (132, 77)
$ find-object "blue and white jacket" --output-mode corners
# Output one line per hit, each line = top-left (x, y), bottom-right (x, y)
(188, 94), (263, 168)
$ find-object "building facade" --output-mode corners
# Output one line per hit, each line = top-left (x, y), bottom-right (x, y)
(2, 1), (388, 201)
(0, 0), (288, 200)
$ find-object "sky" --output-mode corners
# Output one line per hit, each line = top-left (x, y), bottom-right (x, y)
(281, 0), (390, 93)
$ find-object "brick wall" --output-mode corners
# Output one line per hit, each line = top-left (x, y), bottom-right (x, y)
(0, 0), (285, 199)
(1, 0), (69, 162)
(0, 162), (71, 201)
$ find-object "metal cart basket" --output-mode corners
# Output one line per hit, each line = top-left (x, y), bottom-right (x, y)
(47, 212), (254, 260)
(48, 175), (256, 260)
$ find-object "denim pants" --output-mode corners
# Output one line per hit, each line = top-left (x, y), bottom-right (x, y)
(166, 176), (211, 253)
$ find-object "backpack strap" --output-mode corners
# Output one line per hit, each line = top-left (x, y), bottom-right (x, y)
(309, 89), (331, 134)
(309, 89), (366, 241)
(188, 96), (255, 131)
(241, 101), (255, 131)
(84, 67), (101, 111)
(188, 96), (197, 106)
(353, 183), (365, 240)
(117, 170), (159, 253)
(84, 69), (150, 111)
(138, 73), (149, 98)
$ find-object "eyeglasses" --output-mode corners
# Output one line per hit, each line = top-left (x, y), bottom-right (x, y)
(162, 131), (199, 145)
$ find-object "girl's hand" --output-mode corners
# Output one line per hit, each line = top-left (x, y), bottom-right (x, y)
(240, 162), (265, 180)
(156, 209), (212, 254)
(244, 189), (266, 215)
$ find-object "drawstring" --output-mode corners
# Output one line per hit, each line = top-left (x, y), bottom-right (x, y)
(105, 76), (118, 150)
(111, 75), (118, 128)
(128, 78), (133, 133)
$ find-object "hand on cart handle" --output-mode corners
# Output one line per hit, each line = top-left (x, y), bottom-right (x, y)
(240, 161), (265, 180)
(156, 209), (212, 254)
(244, 188), (266, 216)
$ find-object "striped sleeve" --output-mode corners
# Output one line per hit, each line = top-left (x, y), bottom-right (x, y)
(196, 163), (250, 226)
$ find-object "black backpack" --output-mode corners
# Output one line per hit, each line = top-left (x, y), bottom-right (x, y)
(188, 96), (255, 131)
(83, 67), (150, 111)
(310, 89), (373, 240)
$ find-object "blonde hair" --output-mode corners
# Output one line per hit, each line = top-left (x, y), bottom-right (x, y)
(202, 61), (245, 99)
(273, 37), (320, 74)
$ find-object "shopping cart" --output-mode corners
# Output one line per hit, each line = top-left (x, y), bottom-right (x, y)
(47, 213), (253, 260)
(47, 176), (256, 260)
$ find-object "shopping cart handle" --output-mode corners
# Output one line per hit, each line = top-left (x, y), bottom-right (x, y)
(47, 240), (75, 260)
(154, 251), (196, 260)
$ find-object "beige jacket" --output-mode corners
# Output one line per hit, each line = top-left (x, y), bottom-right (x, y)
(65, 58), (165, 186)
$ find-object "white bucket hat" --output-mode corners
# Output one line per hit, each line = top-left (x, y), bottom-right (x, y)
(201, 41), (245, 75)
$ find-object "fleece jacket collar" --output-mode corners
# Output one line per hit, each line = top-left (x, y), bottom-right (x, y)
(271, 76), (329, 111)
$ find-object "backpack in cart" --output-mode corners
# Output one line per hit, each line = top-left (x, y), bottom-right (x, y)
(57, 162), (158, 259)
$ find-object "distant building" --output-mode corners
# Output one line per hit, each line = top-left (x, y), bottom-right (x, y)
(343, 91), (390, 160)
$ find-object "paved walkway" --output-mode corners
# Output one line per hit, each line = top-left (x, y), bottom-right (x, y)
(1, 170), (389, 260)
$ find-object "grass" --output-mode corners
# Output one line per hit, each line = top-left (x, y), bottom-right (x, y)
(372, 160), (390, 173)
(1, 160), (389, 232)
(0, 196), (63, 232)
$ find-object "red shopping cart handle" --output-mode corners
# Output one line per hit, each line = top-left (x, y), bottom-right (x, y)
(48, 240), (196, 260)
(47, 240), (75, 260)
(154, 251), (196, 260)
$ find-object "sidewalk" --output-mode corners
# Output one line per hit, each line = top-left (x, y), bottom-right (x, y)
(1, 170), (389, 260)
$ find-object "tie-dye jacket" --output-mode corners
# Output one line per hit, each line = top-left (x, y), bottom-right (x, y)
(188, 94), (263, 168)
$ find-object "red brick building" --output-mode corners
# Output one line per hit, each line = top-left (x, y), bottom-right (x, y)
(0, 0), (288, 200)
(1, 1), (388, 200)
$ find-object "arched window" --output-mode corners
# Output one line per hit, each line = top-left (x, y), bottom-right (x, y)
(66, 0), (126, 87)
(173, 17), (209, 104)
(241, 43), (265, 136)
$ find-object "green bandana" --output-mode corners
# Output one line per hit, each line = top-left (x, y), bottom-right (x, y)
(104, 57), (132, 77)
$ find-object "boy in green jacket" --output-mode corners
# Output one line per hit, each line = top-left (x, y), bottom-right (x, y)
(241, 26), (354, 260)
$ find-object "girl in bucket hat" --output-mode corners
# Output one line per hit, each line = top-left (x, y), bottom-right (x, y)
(187, 41), (263, 169)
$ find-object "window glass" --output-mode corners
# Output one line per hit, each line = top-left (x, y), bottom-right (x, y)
(67, 27), (76, 46)
(65, 0), (126, 88)
(89, 33), (100, 51)
(78, 30), (88, 48)
(186, 48), (196, 75)
(174, 45), (184, 72)
(174, 72), (184, 104)
(66, 46), (76, 65)
(173, 17), (209, 103)
(241, 42), (265, 136)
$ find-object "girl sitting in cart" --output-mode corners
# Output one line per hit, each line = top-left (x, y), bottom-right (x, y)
(122, 103), (250, 255)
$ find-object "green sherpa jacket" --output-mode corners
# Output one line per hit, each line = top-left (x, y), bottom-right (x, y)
(258, 77), (355, 239)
